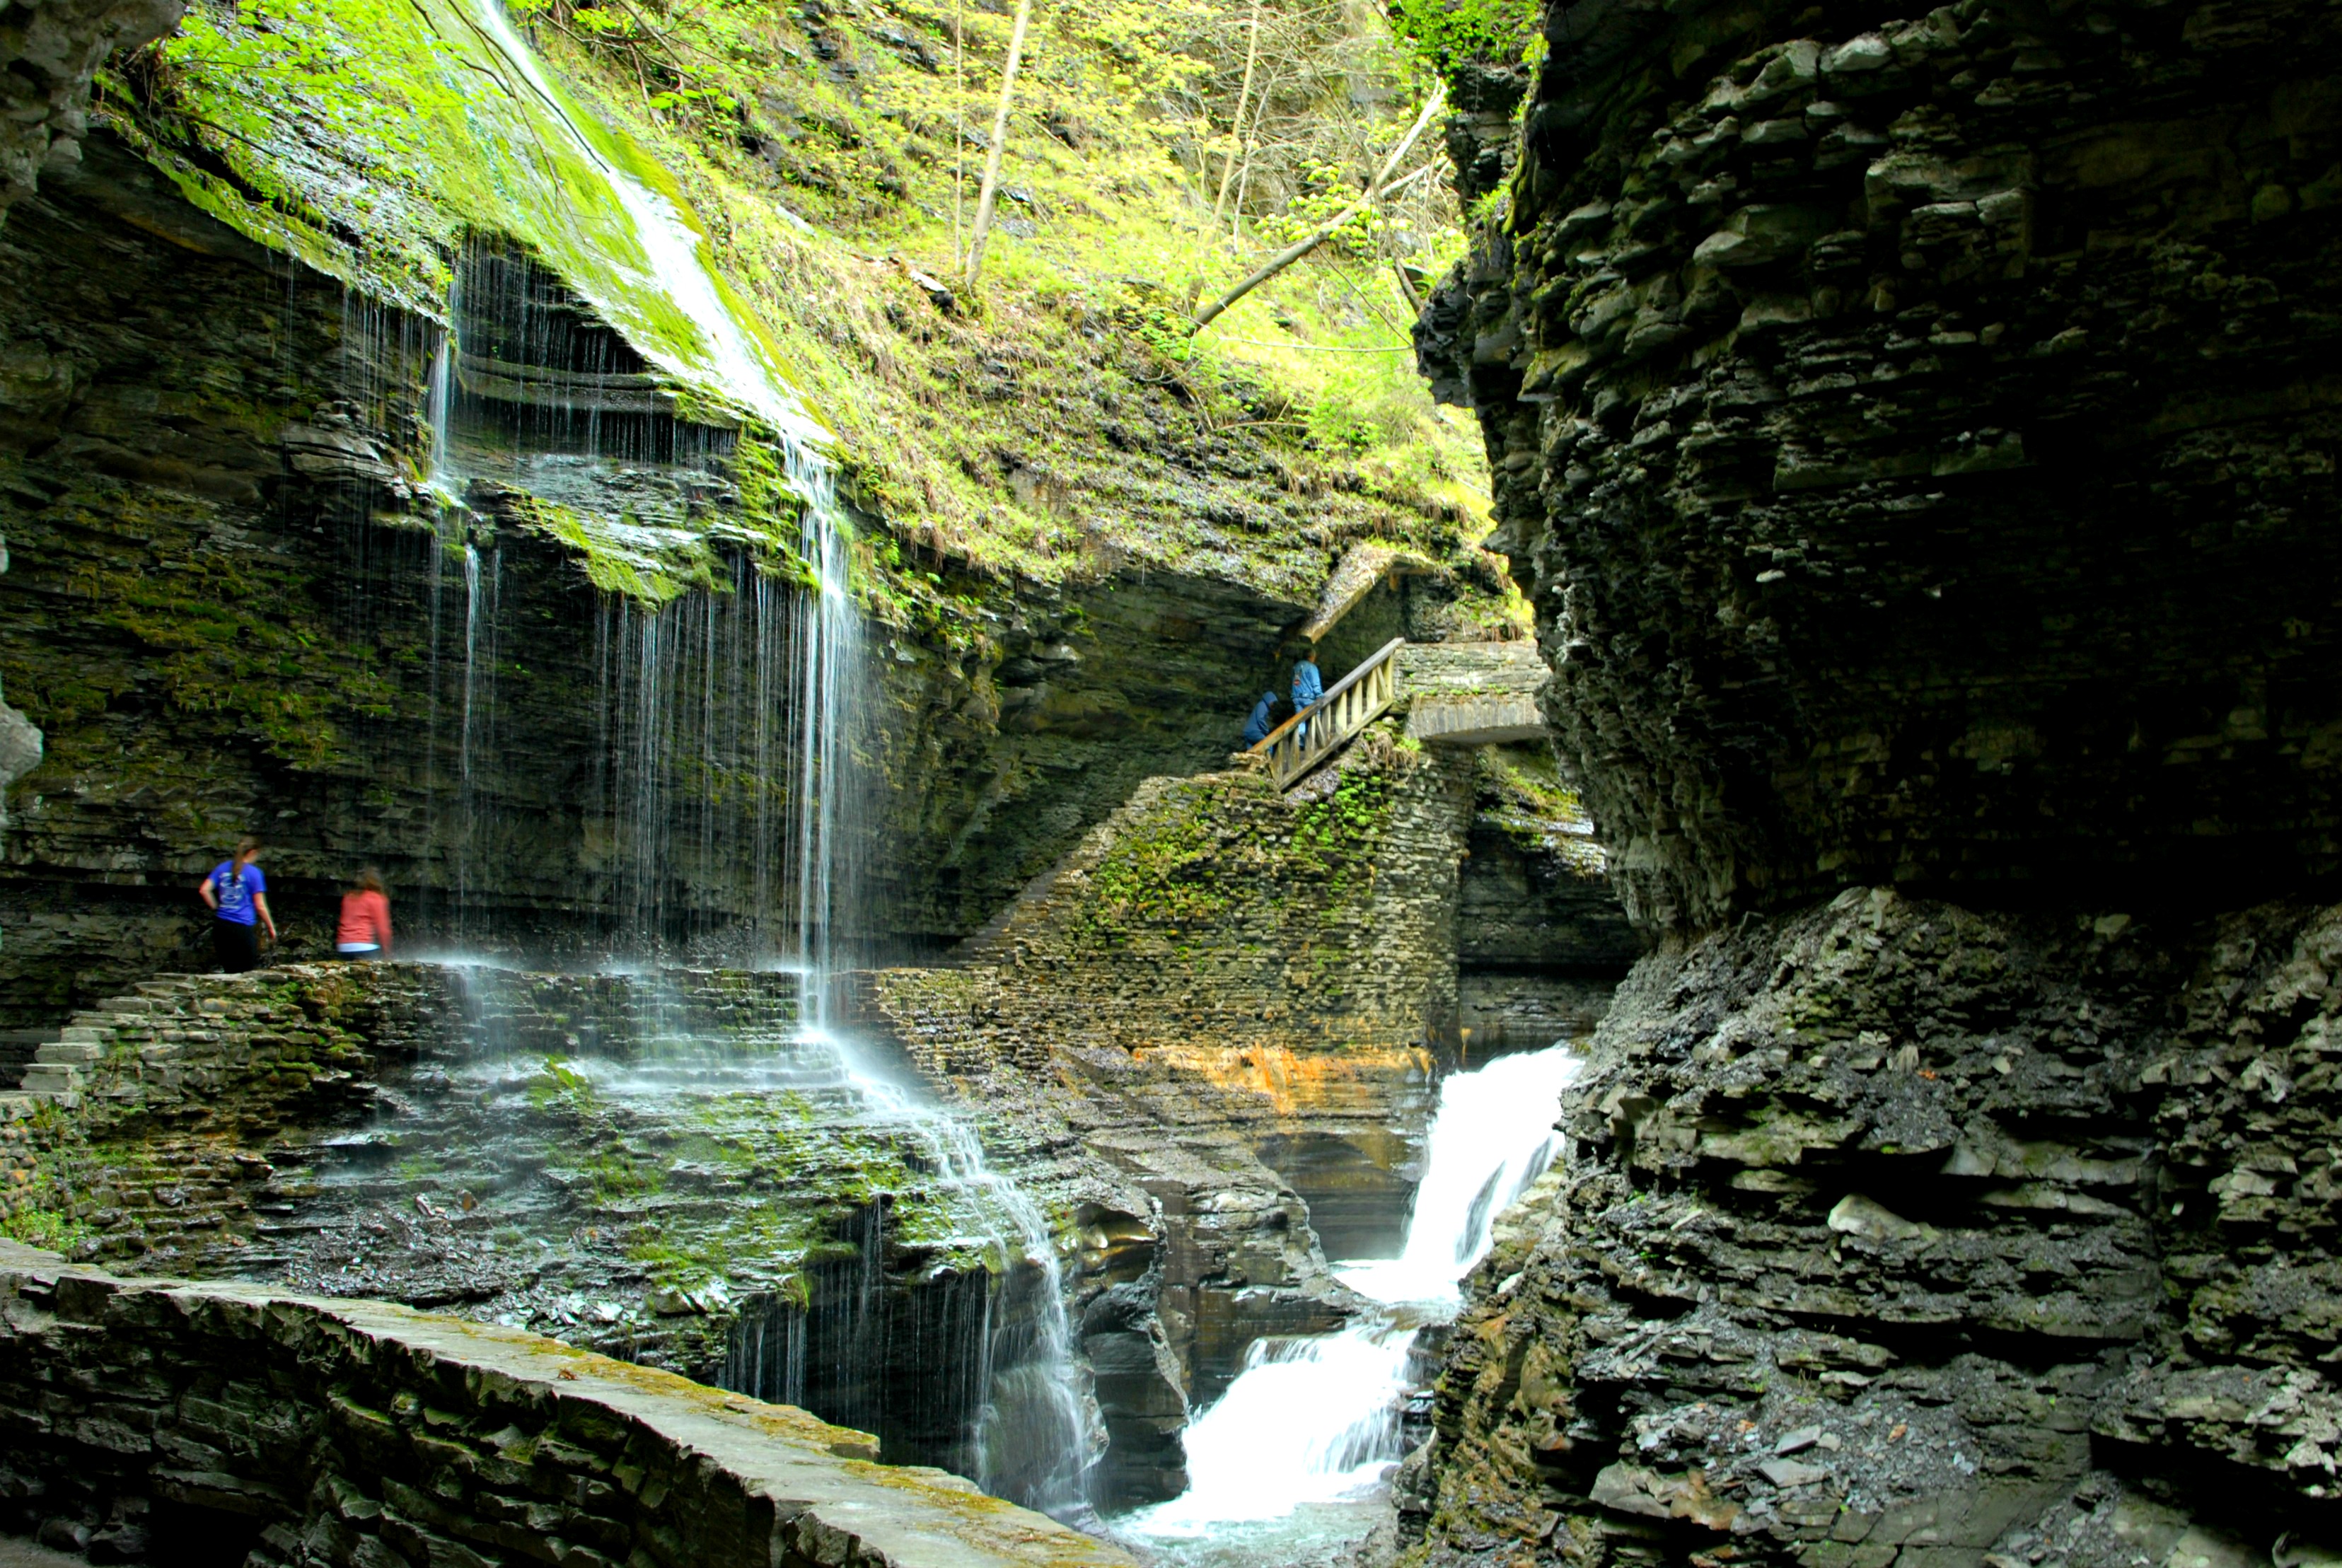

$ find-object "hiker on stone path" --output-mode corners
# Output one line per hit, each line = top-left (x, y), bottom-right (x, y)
(198, 836), (276, 973)
(1291, 652), (1323, 742)
(335, 868), (393, 960)
(1240, 690), (1282, 748)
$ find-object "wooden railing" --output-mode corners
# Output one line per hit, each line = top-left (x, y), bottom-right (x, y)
(1249, 637), (1405, 789)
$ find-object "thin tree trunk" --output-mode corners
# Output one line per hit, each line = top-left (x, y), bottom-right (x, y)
(953, 0), (965, 265)
(1210, 0), (1261, 230)
(1190, 84), (1445, 332)
(963, 0), (1035, 290)
(1393, 260), (1424, 315)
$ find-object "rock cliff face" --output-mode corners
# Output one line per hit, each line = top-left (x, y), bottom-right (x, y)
(0, 132), (1390, 1026)
(1414, 889), (2342, 1566)
(1420, 0), (2342, 931)
(1408, 0), (2342, 1560)
(0, 0), (180, 216)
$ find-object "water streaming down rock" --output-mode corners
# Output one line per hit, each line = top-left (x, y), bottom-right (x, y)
(453, 541), (502, 941)
(719, 1021), (1105, 1518)
(325, 0), (1096, 1512)
(407, 0), (864, 970)
(1334, 1045), (1584, 1311)
(1127, 1045), (1584, 1535)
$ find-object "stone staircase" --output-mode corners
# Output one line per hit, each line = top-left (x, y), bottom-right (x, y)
(953, 776), (1188, 965)
(0, 977), (207, 1115)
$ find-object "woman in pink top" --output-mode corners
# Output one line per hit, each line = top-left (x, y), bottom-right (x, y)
(335, 869), (393, 960)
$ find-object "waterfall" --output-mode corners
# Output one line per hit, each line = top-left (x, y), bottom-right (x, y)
(1334, 1045), (1583, 1310)
(453, 541), (500, 941)
(391, 1), (1089, 1518)
(1127, 1044), (1584, 1535)
(678, 1015), (1103, 1517)
(408, 0), (863, 975)
(424, 330), (456, 499)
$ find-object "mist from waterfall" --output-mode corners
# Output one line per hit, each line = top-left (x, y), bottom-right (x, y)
(388, 2), (1097, 1517)
(1126, 1044), (1583, 1538)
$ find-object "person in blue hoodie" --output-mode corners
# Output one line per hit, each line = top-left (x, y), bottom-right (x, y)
(198, 836), (277, 973)
(1290, 651), (1323, 742)
(1240, 691), (1282, 747)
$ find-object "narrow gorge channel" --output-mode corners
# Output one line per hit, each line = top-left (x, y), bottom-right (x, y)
(8, 0), (2342, 1558)
(1123, 1045), (1584, 1564)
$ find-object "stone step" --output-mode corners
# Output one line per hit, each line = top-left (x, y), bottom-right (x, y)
(34, 1041), (103, 1064)
(18, 1065), (85, 1093)
(57, 1023), (113, 1043)
(1406, 692), (1548, 745)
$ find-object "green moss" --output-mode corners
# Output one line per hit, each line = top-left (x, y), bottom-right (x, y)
(97, 0), (1508, 620)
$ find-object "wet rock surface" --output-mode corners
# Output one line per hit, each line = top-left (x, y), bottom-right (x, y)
(1412, 888), (2342, 1564)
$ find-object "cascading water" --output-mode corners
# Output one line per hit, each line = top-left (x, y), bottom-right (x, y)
(1335, 1045), (1587, 1311)
(384, 4), (1093, 1515)
(411, 0), (861, 972)
(1125, 1044), (1584, 1545)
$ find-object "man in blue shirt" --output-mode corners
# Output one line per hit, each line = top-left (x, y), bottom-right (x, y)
(1241, 691), (1281, 748)
(199, 836), (277, 972)
(1291, 653), (1323, 743)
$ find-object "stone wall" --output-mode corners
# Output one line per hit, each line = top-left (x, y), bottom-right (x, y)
(0, 964), (456, 1269)
(0, 1240), (1128, 1568)
(1419, 0), (2342, 931)
(885, 725), (1481, 1060)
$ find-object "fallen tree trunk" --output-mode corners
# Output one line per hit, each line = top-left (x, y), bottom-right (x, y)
(1188, 105), (1442, 337)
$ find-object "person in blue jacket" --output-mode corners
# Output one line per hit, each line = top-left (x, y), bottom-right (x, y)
(1290, 651), (1323, 741)
(1241, 691), (1282, 747)
(199, 836), (277, 973)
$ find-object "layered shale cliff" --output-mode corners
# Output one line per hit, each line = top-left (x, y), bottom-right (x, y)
(1410, 0), (2342, 1562)
(1419, 0), (2342, 930)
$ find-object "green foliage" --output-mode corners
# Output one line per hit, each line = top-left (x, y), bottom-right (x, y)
(1387, 0), (1538, 76)
(108, 0), (1506, 615)
(1258, 158), (1397, 262)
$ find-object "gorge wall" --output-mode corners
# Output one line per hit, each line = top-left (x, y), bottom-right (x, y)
(0, 122), (1508, 1029)
(1418, 0), (2342, 931)
(1407, 0), (2342, 1561)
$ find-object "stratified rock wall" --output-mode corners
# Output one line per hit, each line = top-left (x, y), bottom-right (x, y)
(1421, 0), (2342, 930)
(1414, 890), (2342, 1566)
(0, 133), (1313, 1023)
(1408, 0), (2342, 1559)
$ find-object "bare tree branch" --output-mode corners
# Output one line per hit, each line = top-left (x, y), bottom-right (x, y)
(963, 0), (1034, 290)
(1210, 0), (1260, 230)
(1189, 84), (1445, 332)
